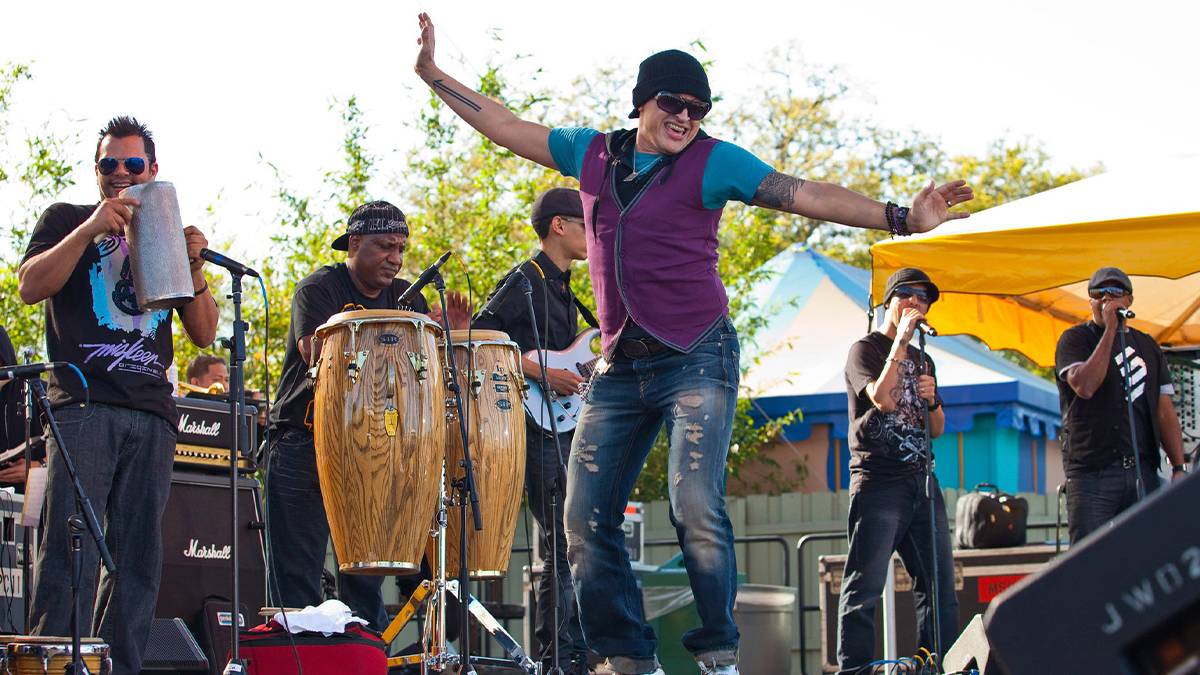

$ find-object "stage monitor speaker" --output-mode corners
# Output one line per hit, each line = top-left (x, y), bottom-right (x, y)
(985, 472), (1200, 674)
(156, 471), (266, 638)
(944, 614), (1001, 675)
(140, 617), (209, 672)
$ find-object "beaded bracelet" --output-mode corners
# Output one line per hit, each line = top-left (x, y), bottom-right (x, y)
(885, 201), (912, 237)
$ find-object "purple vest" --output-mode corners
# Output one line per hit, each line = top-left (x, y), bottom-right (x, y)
(579, 133), (728, 358)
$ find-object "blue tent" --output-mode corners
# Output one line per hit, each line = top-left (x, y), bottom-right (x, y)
(741, 246), (1061, 493)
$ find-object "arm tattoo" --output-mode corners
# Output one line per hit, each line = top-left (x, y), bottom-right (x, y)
(752, 171), (805, 210)
(432, 79), (482, 112)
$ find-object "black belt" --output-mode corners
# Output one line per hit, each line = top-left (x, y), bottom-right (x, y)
(616, 336), (671, 359)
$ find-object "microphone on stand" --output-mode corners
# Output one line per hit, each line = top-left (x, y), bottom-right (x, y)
(396, 250), (453, 308)
(916, 320), (938, 337)
(0, 362), (66, 381)
(478, 271), (532, 317)
(199, 248), (259, 278)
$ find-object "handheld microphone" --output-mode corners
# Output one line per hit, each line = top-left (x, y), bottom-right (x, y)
(916, 320), (938, 337)
(479, 271), (532, 316)
(1116, 307), (1136, 320)
(199, 248), (260, 278)
(0, 362), (65, 380)
(396, 250), (453, 308)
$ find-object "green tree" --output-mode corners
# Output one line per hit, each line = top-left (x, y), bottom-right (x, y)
(0, 62), (78, 358)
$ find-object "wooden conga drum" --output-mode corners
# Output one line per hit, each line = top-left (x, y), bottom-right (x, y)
(4, 637), (110, 675)
(312, 310), (446, 575)
(436, 330), (527, 579)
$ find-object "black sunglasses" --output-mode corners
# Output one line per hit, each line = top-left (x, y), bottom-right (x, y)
(654, 91), (711, 121)
(894, 287), (932, 303)
(97, 157), (147, 176)
(1088, 286), (1129, 300)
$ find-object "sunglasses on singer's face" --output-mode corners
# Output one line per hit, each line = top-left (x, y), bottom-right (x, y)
(97, 157), (147, 176)
(1088, 286), (1129, 300)
(893, 287), (932, 304)
(654, 91), (711, 121)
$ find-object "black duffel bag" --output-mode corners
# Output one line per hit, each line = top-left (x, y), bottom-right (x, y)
(954, 483), (1028, 549)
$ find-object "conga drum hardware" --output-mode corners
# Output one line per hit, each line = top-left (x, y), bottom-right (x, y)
(407, 351), (430, 380)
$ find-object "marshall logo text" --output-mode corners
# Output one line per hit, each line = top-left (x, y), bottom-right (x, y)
(178, 414), (222, 437)
(183, 538), (232, 560)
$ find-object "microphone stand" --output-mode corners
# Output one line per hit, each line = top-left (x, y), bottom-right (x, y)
(20, 349), (33, 632)
(26, 377), (115, 674)
(518, 273), (566, 674)
(916, 330), (942, 671)
(220, 271), (250, 674)
(1115, 314), (1146, 500)
(432, 270), (484, 674)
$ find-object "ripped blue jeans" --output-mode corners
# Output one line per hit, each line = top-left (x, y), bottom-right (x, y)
(564, 318), (740, 665)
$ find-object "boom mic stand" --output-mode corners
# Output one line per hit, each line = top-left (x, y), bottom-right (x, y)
(916, 329), (943, 672)
(26, 376), (115, 674)
(219, 270), (250, 674)
(1115, 313), (1146, 501)
(517, 272), (568, 674)
(432, 270), (485, 674)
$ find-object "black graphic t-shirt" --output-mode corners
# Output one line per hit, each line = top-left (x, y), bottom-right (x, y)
(1055, 322), (1169, 471)
(22, 203), (178, 422)
(844, 331), (941, 491)
(270, 263), (430, 433)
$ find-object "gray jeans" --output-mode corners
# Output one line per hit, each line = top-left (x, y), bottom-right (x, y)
(28, 403), (176, 675)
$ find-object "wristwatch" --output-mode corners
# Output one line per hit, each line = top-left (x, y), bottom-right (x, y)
(1171, 463), (1188, 475)
(927, 399), (942, 412)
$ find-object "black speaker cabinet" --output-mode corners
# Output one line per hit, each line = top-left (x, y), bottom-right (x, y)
(141, 617), (209, 672)
(985, 472), (1200, 674)
(0, 491), (26, 634)
(156, 471), (265, 631)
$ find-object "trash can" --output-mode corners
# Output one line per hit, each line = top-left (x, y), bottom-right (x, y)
(641, 554), (750, 674)
(732, 584), (797, 674)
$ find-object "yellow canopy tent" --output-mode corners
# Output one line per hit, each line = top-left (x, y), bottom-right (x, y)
(869, 157), (1200, 367)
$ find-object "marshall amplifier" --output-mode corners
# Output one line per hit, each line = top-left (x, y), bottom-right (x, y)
(174, 396), (258, 472)
(156, 471), (266, 642)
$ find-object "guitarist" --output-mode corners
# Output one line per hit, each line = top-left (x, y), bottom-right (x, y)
(474, 187), (592, 674)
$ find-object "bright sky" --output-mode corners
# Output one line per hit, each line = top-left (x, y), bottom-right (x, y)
(2, 0), (1197, 262)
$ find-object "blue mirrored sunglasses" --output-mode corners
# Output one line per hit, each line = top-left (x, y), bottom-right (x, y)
(1088, 286), (1129, 300)
(97, 157), (146, 176)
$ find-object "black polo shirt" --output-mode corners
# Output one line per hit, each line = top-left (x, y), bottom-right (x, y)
(473, 251), (579, 354)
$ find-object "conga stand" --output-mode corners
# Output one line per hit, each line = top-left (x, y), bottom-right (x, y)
(387, 272), (535, 675)
(27, 377), (115, 675)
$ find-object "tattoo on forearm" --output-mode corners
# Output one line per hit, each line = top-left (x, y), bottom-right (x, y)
(752, 172), (805, 210)
(432, 79), (482, 112)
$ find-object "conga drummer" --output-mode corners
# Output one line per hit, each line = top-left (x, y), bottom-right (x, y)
(265, 200), (471, 630)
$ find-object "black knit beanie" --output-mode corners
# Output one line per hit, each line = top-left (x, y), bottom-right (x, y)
(628, 49), (711, 119)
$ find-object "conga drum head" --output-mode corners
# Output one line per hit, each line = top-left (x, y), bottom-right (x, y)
(436, 331), (526, 579)
(6, 637), (111, 675)
(313, 310), (447, 575)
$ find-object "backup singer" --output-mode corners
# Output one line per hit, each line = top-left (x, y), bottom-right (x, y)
(415, 14), (973, 674)
(18, 116), (219, 674)
(266, 201), (469, 629)
(837, 268), (957, 674)
(1055, 267), (1187, 544)
(473, 187), (591, 673)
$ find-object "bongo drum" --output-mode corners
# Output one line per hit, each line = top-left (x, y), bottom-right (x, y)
(312, 310), (446, 574)
(4, 637), (110, 675)
(436, 330), (527, 579)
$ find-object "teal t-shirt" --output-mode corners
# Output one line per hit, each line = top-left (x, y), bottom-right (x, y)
(548, 127), (774, 210)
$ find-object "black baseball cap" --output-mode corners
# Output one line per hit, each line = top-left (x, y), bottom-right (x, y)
(884, 267), (940, 305)
(1088, 267), (1133, 294)
(332, 200), (410, 251)
(531, 188), (583, 238)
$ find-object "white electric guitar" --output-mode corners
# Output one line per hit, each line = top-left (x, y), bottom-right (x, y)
(523, 329), (600, 433)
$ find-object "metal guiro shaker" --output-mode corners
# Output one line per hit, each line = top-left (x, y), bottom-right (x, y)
(123, 181), (194, 311)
